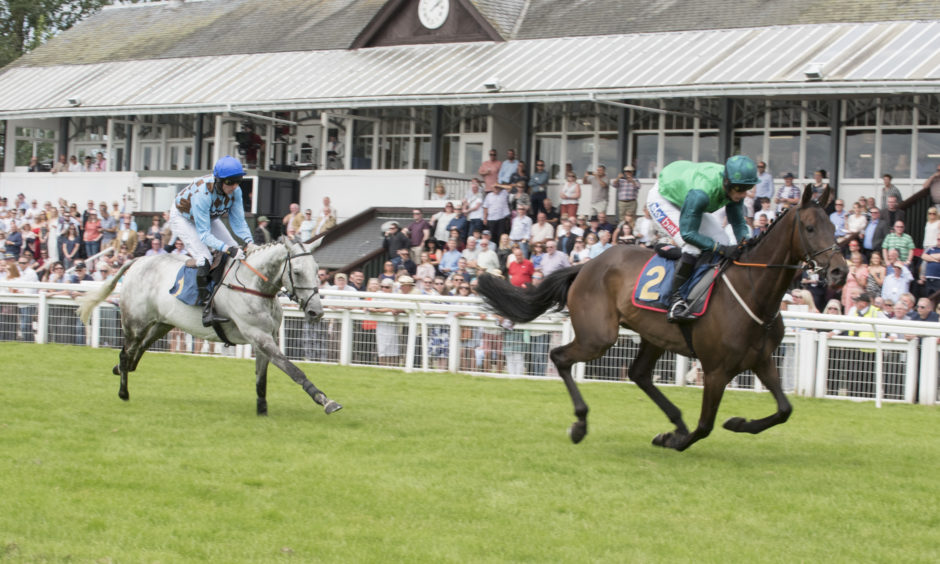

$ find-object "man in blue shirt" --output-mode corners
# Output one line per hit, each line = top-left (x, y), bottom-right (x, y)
(921, 235), (940, 295)
(438, 239), (462, 276)
(498, 149), (519, 185)
(528, 159), (550, 218)
(753, 160), (774, 213)
(829, 199), (847, 242)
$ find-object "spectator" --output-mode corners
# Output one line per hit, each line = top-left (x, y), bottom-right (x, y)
(348, 270), (365, 292)
(94, 152), (108, 172)
(498, 149), (519, 185)
(51, 154), (68, 174)
(753, 161), (774, 212)
(406, 209), (432, 263)
(478, 150), (501, 192)
(465, 179), (485, 235)
(431, 202), (457, 245)
(912, 298), (939, 322)
(506, 245), (534, 287)
(614, 165), (641, 226)
(438, 239), (462, 276)
(482, 183), (511, 243)
(298, 209), (316, 240)
(823, 299), (842, 316)
(475, 238), (500, 273)
(382, 221), (410, 260)
(390, 248), (417, 276)
(507, 180), (530, 212)
(424, 238), (443, 267)
(583, 164), (610, 216)
(774, 172), (800, 212)
(588, 230), (612, 259)
(530, 212), (554, 246)
(880, 174), (902, 209)
(461, 237), (480, 266)
(144, 237), (166, 256)
(508, 204), (532, 257)
(569, 237), (589, 265)
(13, 256), (39, 341)
(752, 214), (770, 237)
(431, 182), (447, 200)
(27, 156), (42, 172)
(170, 239), (187, 256)
(883, 196), (905, 227)
(60, 224), (81, 268)
(253, 216), (272, 244)
(882, 221), (915, 265)
(528, 242), (545, 271)
(495, 233), (513, 272)
(923, 207), (939, 249)
(528, 159), (550, 218)
(754, 197), (776, 224)
(540, 239), (571, 276)
(865, 251), (887, 296)
(113, 215), (138, 255)
(861, 207), (888, 260)
(446, 205), (469, 244)
(613, 220), (636, 245)
(919, 234), (940, 295)
(882, 260), (914, 304)
(282, 203), (302, 235)
(559, 171), (582, 220)
(378, 260), (397, 283)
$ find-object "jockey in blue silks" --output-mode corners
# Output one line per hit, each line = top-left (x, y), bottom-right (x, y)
(169, 155), (255, 326)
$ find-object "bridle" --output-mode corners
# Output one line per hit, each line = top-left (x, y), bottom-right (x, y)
(224, 242), (319, 312)
(734, 205), (840, 274)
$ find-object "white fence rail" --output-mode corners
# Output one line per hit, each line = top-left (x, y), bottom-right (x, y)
(2, 282), (938, 406)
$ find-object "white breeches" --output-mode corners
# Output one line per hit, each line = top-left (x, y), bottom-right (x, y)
(168, 207), (237, 266)
(646, 183), (729, 256)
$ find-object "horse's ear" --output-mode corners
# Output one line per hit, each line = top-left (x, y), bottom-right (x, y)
(800, 183), (814, 207)
(817, 185), (832, 209)
(308, 237), (324, 251)
(302, 232), (326, 250)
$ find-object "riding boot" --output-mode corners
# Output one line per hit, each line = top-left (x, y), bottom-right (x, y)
(197, 263), (229, 326)
(666, 253), (697, 323)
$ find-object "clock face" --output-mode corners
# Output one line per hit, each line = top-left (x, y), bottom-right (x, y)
(418, 0), (449, 30)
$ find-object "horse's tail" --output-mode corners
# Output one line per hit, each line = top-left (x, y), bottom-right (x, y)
(77, 259), (137, 325)
(476, 264), (584, 323)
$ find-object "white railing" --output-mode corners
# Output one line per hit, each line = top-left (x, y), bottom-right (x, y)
(2, 281), (938, 406)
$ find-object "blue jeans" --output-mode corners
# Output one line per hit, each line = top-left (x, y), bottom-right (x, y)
(84, 240), (101, 258)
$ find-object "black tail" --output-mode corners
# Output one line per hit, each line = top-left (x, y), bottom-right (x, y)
(476, 264), (584, 323)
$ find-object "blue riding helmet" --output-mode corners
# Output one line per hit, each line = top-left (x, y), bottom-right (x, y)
(723, 155), (759, 187)
(213, 155), (245, 180)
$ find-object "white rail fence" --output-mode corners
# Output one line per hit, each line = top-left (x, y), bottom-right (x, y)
(1, 282), (938, 406)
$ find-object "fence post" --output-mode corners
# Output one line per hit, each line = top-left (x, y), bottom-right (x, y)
(814, 338), (829, 398)
(404, 311), (416, 373)
(90, 304), (101, 348)
(918, 337), (938, 405)
(903, 339), (918, 404)
(675, 355), (689, 386)
(874, 328), (884, 408)
(278, 317), (286, 354)
(797, 331), (817, 396)
(35, 294), (47, 344)
(448, 316), (459, 373)
(339, 309), (352, 366)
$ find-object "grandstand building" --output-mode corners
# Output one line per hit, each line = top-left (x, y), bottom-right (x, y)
(1, 0), (939, 226)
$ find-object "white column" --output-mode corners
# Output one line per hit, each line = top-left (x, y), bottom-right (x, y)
(918, 337), (938, 405)
(797, 331), (818, 396)
(213, 114), (224, 164)
(404, 312), (417, 373)
(339, 309), (352, 366)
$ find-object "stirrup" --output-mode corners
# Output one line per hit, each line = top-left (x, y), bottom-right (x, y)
(667, 300), (695, 323)
(202, 302), (230, 327)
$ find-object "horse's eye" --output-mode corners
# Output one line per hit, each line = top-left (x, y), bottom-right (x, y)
(806, 225), (815, 233)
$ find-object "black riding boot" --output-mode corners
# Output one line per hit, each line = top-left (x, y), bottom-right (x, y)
(666, 253), (697, 323)
(197, 263), (229, 326)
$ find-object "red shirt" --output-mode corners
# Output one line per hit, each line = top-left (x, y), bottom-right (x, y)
(508, 259), (534, 287)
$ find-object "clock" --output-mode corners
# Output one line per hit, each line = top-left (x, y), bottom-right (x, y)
(418, 0), (449, 30)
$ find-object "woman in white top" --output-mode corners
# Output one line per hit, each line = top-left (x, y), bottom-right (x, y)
(923, 207), (939, 248)
(569, 237), (589, 264)
(559, 172), (581, 220)
(844, 202), (868, 237)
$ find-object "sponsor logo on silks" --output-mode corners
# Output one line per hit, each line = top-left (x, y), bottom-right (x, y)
(649, 202), (680, 236)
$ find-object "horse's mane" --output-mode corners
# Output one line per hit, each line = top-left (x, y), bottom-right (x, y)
(742, 206), (791, 251)
(246, 237), (290, 256)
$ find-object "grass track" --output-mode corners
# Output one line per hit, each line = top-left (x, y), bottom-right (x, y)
(1, 343), (937, 563)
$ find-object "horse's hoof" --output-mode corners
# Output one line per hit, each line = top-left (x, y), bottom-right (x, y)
(652, 433), (670, 447)
(257, 410), (268, 417)
(112, 365), (120, 376)
(723, 417), (746, 432)
(118, 390), (129, 401)
(567, 421), (587, 444)
(324, 401), (342, 415)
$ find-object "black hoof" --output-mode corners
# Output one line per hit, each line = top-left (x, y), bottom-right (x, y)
(112, 365), (120, 376)
(257, 410), (268, 416)
(652, 432), (671, 447)
(568, 421), (587, 444)
(723, 417), (747, 432)
(118, 390), (129, 401)
(324, 401), (342, 415)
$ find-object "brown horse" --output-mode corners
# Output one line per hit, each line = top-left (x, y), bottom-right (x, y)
(477, 185), (847, 451)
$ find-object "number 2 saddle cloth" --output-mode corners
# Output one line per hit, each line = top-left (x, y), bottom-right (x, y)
(631, 250), (722, 318)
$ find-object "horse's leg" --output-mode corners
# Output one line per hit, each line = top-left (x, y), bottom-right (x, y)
(723, 354), (792, 434)
(627, 340), (691, 444)
(658, 369), (729, 452)
(255, 351), (269, 416)
(549, 320), (620, 444)
(112, 323), (172, 401)
(247, 330), (342, 414)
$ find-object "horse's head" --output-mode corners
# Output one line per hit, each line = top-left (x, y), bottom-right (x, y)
(795, 184), (847, 287)
(283, 237), (325, 322)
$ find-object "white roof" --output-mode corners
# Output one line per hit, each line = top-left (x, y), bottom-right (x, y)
(2, 20), (939, 119)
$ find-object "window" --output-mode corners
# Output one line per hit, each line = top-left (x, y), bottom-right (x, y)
(14, 126), (56, 167)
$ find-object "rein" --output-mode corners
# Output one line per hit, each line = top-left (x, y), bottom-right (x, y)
(222, 245), (319, 307)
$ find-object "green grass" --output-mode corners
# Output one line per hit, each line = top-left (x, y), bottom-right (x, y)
(1, 343), (937, 563)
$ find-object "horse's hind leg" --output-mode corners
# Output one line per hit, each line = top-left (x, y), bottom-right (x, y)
(255, 352), (269, 416)
(723, 354), (792, 434)
(659, 369), (730, 452)
(549, 319), (620, 444)
(627, 340), (691, 445)
(113, 322), (172, 401)
(248, 330), (341, 414)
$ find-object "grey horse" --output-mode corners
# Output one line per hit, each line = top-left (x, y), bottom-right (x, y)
(77, 238), (342, 415)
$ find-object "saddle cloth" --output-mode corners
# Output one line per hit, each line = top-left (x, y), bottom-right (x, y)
(631, 254), (721, 317)
(169, 253), (228, 306)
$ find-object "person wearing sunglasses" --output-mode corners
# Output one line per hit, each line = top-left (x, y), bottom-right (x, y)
(169, 155), (255, 325)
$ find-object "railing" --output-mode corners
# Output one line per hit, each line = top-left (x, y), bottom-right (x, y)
(425, 171), (473, 201)
(1, 281), (938, 406)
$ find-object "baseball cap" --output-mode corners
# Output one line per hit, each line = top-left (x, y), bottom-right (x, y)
(783, 172), (795, 179)
(75, 261), (86, 269)
(623, 166), (635, 172)
(380, 278), (394, 287)
(398, 275), (414, 285)
(257, 215), (269, 223)
(481, 230), (491, 236)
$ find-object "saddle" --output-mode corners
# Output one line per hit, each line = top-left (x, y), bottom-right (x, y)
(169, 253), (228, 306)
(631, 247), (722, 317)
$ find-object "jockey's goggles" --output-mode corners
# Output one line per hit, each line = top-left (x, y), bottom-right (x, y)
(221, 176), (244, 186)
(728, 183), (752, 193)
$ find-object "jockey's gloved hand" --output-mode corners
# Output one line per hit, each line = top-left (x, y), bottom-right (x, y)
(225, 246), (246, 261)
(716, 244), (742, 260)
